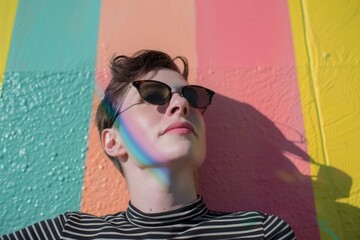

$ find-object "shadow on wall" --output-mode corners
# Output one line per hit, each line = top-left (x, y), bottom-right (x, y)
(198, 94), (360, 240)
(313, 166), (360, 240)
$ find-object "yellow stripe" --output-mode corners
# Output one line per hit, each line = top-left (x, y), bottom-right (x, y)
(289, 0), (328, 163)
(0, 0), (18, 92)
(289, 0), (360, 239)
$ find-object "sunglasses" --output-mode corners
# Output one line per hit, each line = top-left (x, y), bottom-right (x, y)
(132, 80), (215, 109)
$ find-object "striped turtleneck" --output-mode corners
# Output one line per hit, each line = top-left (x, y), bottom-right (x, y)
(126, 197), (209, 227)
(1, 196), (296, 239)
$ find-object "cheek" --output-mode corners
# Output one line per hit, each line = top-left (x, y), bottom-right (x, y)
(197, 116), (207, 159)
(193, 111), (206, 141)
(116, 111), (164, 166)
(196, 112), (207, 151)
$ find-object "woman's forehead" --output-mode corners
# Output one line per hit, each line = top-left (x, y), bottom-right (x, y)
(141, 69), (187, 86)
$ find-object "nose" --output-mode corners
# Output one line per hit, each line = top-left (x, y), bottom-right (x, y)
(166, 92), (189, 116)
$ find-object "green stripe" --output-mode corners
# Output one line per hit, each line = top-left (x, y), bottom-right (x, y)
(0, 0), (100, 233)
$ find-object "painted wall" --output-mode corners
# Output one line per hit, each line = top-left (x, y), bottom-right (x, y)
(0, 0), (359, 239)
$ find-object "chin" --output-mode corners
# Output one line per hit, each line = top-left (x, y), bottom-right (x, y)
(133, 140), (206, 168)
(158, 147), (206, 168)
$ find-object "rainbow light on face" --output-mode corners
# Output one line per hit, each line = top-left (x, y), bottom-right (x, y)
(114, 115), (169, 184)
(115, 115), (152, 165)
(102, 95), (152, 166)
(98, 92), (169, 184)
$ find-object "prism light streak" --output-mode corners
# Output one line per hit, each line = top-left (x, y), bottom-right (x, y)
(116, 116), (153, 166)
(115, 115), (168, 184)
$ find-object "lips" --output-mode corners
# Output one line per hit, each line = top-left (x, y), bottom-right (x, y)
(162, 122), (196, 135)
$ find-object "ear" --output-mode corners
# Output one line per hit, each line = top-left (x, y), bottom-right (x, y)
(101, 128), (127, 161)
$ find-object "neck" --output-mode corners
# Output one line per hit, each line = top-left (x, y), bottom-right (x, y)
(124, 165), (198, 213)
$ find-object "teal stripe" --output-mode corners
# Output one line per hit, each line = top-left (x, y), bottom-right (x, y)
(0, 0), (100, 233)
(5, 0), (100, 71)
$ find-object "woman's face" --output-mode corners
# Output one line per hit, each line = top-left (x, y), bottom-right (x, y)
(114, 69), (206, 170)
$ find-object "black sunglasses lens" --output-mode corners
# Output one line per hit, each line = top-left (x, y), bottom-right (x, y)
(139, 81), (170, 105)
(183, 86), (210, 109)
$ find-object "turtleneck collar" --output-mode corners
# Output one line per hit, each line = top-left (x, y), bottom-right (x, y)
(125, 196), (209, 227)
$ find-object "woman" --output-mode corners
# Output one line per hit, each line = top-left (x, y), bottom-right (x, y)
(1, 50), (295, 239)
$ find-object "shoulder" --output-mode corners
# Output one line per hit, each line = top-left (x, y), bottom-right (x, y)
(0, 211), (126, 240)
(0, 212), (73, 240)
(206, 210), (296, 239)
(60, 210), (127, 233)
(207, 209), (267, 222)
(261, 212), (296, 240)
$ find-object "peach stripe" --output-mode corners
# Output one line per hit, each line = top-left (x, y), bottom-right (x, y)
(81, 0), (197, 215)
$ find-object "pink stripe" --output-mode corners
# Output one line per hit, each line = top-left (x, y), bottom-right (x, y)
(196, 0), (294, 67)
(196, 0), (318, 238)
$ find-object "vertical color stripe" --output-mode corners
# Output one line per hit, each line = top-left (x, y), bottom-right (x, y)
(289, 0), (360, 239)
(0, 0), (18, 93)
(195, 1), (318, 239)
(81, 0), (197, 215)
(0, 0), (100, 233)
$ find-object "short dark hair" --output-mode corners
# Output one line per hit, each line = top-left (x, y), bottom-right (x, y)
(95, 50), (189, 174)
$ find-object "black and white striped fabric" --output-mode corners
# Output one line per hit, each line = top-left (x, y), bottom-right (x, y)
(1, 197), (296, 239)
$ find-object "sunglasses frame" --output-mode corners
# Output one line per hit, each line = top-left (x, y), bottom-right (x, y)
(132, 80), (215, 109)
(110, 80), (215, 127)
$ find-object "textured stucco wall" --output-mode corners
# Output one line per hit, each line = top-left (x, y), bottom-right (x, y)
(0, 0), (100, 233)
(1, 0), (359, 239)
(289, 1), (360, 238)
